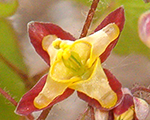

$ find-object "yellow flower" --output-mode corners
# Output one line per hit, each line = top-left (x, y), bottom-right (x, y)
(34, 23), (120, 109)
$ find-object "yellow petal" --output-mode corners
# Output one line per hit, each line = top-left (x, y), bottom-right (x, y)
(114, 106), (134, 120)
(78, 23), (120, 67)
(34, 74), (72, 109)
(50, 58), (81, 82)
(42, 35), (59, 65)
(70, 41), (91, 65)
(69, 58), (117, 108)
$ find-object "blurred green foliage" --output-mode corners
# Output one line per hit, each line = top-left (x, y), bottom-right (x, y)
(0, 1), (27, 120)
(0, 0), (18, 17)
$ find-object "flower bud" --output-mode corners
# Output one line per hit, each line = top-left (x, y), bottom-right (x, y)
(138, 11), (150, 47)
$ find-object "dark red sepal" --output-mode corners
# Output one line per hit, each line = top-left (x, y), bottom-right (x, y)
(113, 94), (134, 115)
(77, 69), (123, 110)
(28, 22), (76, 65)
(94, 6), (125, 63)
(15, 74), (74, 115)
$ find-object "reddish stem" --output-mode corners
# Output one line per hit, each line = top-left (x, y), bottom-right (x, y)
(26, 114), (34, 120)
(36, 106), (52, 120)
(131, 86), (150, 94)
(89, 105), (95, 120)
(77, 105), (95, 120)
(0, 87), (34, 120)
(0, 87), (17, 106)
(77, 106), (90, 120)
(79, 0), (100, 38)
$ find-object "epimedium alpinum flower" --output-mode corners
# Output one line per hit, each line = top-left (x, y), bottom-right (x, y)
(95, 88), (149, 120)
(15, 6), (125, 116)
(34, 23), (119, 109)
(113, 88), (149, 120)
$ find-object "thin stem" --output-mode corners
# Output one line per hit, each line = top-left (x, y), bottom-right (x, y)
(89, 105), (95, 120)
(0, 87), (17, 106)
(0, 87), (34, 120)
(26, 114), (34, 120)
(131, 86), (150, 94)
(79, 0), (100, 38)
(77, 106), (90, 120)
(0, 53), (32, 89)
(77, 105), (95, 120)
(36, 106), (53, 120)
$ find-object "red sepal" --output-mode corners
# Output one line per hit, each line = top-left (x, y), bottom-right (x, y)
(15, 74), (74, 115)
(94, 6), (125, 63)
(28, 22), (76, 65)
(113, 94), (134, 115)
(77, 69), (123, 110)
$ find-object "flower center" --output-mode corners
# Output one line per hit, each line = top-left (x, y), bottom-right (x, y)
(52, 40), (86, 76)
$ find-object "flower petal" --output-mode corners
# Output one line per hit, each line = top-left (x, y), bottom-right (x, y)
(80, 23), (119, 67)
(34, 74), (74, 109)
(28, 22), (76, 65)
(70, 59), (118, 109)
(94, 109), (109, 120)
(134, 97), (149, 120)
(138, 10), (150, 48)
(113, 94), (134, 115)
(77, 68), (122, 110)
(15, 74), (74, 115)
(94, 6), (125, 63)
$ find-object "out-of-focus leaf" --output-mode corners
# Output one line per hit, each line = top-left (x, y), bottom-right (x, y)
(0, 19), (27, 120)
(114, 0), (150, 57)
(0, 0), (18, 17)
(74, 0), (150, 58)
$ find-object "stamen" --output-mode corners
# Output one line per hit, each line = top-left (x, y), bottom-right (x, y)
(42, 35), (58, 51)
(52, 39), (62, 49)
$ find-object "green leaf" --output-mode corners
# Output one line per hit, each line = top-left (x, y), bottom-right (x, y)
(0, 19), (27, 120)
(0, 0), (18, 17)
(114, 0), (150, 58)
(74, 0), (150, 58)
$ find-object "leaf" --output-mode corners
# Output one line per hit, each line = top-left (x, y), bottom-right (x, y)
(0, 19), (27, 120)
(0, 0), (18, 17)
(74, 0), (150, 59)
(114, 0), (150, 57)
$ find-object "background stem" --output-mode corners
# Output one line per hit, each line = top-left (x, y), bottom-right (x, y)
(79, 0), (100, 38)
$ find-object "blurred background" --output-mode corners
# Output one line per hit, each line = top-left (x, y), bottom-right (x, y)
(0, 0), (150, 119)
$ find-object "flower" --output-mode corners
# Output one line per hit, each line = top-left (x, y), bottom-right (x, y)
(15, 6), (125, 116)
(113, 88), (149, 120)
(95, 88), (150, 120)
(34, 23), (120, 109)
(138, 10), (150, 48)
